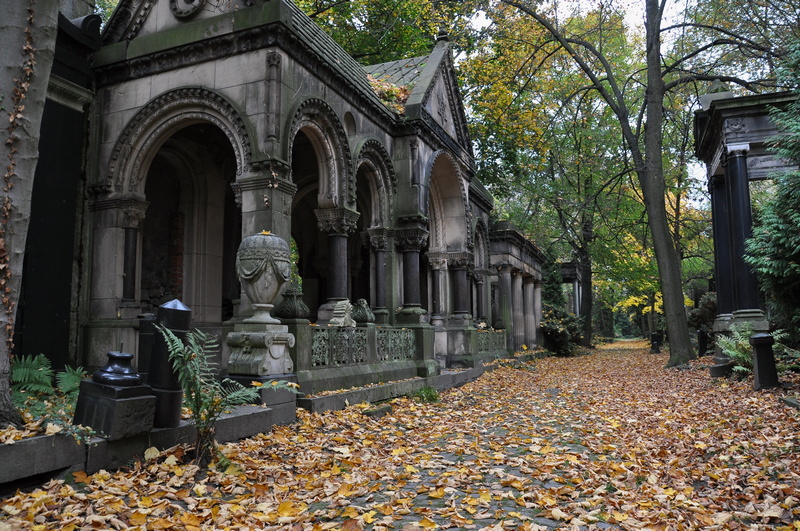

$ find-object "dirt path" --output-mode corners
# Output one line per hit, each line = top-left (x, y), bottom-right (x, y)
(2, 341), (799, 530)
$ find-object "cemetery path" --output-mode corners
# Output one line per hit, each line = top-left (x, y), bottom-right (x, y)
(2, 340), (800, 530)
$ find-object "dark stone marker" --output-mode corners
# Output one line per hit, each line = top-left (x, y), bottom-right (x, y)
(73, 350), (155, 440)
(750, 333), (780, 390)
(148, 299), (192, 428)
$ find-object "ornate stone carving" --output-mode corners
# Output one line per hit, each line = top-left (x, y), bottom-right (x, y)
(273, 286), (310, 319)
(367, 228), (391, 251)
(395, 229), (429, 252)
(315, 207), (359, 234)
(329, 300), (356, 327)
(169, 0), (206, 19)
(106, 88), (250, 194)
(236, 232), (291, 324)
(352, 299), (375, 323)
(724, 118), (746, 133)
(121, 200), (149, 229)
(227, 232), (296, 377)
(289, 98), (353, 207)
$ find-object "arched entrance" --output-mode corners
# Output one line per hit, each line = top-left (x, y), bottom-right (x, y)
(139, 123), (238, 326)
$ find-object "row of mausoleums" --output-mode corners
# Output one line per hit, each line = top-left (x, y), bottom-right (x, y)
(18, 0), (546, 393)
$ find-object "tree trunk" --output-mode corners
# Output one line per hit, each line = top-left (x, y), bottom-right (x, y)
(0, 0), (59, 428)
(578, 245), (593, 347)
(643, 0), (694, 366)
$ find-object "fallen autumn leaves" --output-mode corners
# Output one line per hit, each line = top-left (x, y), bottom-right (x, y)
(2, 340), (799, 530)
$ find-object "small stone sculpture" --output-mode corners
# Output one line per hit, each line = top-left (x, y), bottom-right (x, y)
(236, 231), (290, 324)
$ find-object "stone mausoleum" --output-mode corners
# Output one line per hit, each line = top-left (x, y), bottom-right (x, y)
(19, 0), (545, 394)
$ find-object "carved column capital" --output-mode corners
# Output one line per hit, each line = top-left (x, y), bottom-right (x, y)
(121, 200), (149, 229)
(315, 207), (360, 235)
(367, 228), (391, 251)
(395, 228), (429, 252)
(427, 252), (448, 270)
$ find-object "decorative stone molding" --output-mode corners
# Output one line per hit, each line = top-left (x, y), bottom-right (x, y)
(426, 252), (448, 270)
(354, 139), (396, 222)
(104, 88), (250, 195)
(169, 0), (205, 19)
(314, 207), (360, 235)
(395, 229), (429, 252)
(724, 118), (746, 133)
(121, 200), (149, 229)
(289, 98), (353, 208)
(367, 228), (391, 251)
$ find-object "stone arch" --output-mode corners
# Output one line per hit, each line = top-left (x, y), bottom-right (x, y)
(473, 219), (490, 271)
(106, 87), (251, 196)
(353, 138), (395, 228)
(426, 150), (469, 252)
(286, 98), (353, 209)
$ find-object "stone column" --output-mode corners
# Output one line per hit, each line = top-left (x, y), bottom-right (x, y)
(512, 270), (524, 351)
(232, 165), (296, 242)
(709, 173), (734, 316)
(120, 200), (148, 302)
(315, 207), (359, 322)
(474, 273), (486, 323)
(496, 262), (513, 342)
(368, 228), (390, 323)
(396, 228), (429, 321)
(450, 257), (471, 319)
(427, 254), (447, 327)
(534, 280), (543, 345)
(523, 276), (536, 349)
(725, 144), (761, 311)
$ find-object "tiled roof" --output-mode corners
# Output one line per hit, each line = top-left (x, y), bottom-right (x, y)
(363, 55), (429, 89)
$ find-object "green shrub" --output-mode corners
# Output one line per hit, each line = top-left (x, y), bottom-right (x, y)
(412, 386), (440, 403)
(540, 304), (583, 356)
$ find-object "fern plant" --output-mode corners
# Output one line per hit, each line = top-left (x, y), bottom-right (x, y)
(156, 326), (262, 469)
(717, 324), (754, 376)
(57, 365), (85, 396)
(11, 354), (55, 393)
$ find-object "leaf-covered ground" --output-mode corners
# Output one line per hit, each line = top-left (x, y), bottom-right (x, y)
(2, 340), (799, 530)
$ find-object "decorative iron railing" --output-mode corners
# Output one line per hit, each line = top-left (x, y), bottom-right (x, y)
(477, 329), (507, 358)
(376, 328), (415, 361)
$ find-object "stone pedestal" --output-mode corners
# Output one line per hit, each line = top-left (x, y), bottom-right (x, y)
(226, 232), (296, 382)
(73, 381), (155, 440)
(750, 333), (781, 390)
(227, 325), (295, 376)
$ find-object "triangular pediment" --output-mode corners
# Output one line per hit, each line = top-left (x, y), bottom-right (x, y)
(103, 0), (260, 44)
(403, 39), (472, 158)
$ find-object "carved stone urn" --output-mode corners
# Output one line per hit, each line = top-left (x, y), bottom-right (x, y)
(236, 232), (291, 324)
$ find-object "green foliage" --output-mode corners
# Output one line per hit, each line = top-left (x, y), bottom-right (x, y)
(540, 304), (583, 357)
(57, 365), (86, 396)
(10, 355), (91, 441)
(773, 330), (800, 373)
(540, 257), (566, 310)
(157, 326), (297, 468)
(745, 40), (800, 349)
(412, 386), (440, 403)
(11, 354), (54, 393)
(717, 324), (754, 376)
(687, 292), (717, 333)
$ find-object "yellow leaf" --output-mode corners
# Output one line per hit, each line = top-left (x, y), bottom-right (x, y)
(418, 517), (438, 529)
(251, 381), (264, 387)
(164, 455), (178, 466)
(224, 464), (243, 476)
(612, 511), (628, 521)
(362, 510), (377, 524)
(45, 423), (62, 436)
(428, 487), (446, 499)
(139, 496), (153, 508)
(405, 465), (419, 473)
(72, 470), (89, 484)
(144, 447), (159, 460)
(337, 483), (356, 496)
(277, 500), (307, 517)
(341, 506), (360, 519)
